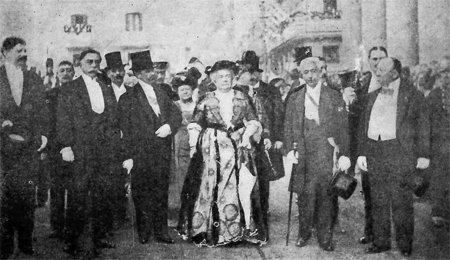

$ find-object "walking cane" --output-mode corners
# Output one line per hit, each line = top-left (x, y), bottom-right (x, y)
(126, 169), (136, 248)
(286, 142), (298, 246)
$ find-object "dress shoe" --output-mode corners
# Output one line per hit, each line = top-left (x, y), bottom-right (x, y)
(322, 244), (334, 252)
(295, 238), (308, 248)
(96, 239), (117, 249)
(365, 245), (391, 254)
(63, 243), (82, 255)
(155, 235), (175, 244)
(139, 238), (149, 244)
(400, 248), (412, 257)
(358, 235), (373, 244)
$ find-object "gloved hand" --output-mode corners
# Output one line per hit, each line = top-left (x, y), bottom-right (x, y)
(37, 135), (48, 152)
(61, 147), (74, 162)
(123, 159), (134, 174)
(342, 87), (357, 105)
(264, 138), (272, 150)
(274, 141), (283, 150)
(416, 157), (430, 170)
(2, 120), (13, 128)
(338, 156), (351, 171)
(155, 124), (172, 138)
(357, 156), (367, 172)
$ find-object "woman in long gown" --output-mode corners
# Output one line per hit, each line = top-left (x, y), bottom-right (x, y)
(169, 74), (197, 218)
(177, 60), (265, 247)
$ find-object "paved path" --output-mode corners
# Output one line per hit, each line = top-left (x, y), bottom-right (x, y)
(9, 159), (450, 259)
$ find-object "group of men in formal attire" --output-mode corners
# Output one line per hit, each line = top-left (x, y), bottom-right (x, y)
(0, 34), (446, 259)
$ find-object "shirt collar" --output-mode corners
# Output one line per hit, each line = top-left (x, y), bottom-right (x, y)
(138, 79), (153, 89)
(388, 77), (401, 90)
(112, 81), (125, 89)
(306, 80), (322, 94)
(4, 61), (22, 72)
(253, 81), (260, 89)
(81, 73), (97, 84)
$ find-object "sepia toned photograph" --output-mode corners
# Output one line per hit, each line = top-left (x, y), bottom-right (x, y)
(1, 0), (449, 259)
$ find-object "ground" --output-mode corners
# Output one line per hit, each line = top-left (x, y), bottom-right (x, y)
(7, 160), (450, 260)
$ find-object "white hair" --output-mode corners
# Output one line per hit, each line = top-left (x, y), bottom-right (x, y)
(299, 57), (321, 72)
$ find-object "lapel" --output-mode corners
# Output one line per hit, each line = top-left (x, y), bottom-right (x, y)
(0, 66), (13, 108)
(295, 86), (306, 131)
(135, 83), (157, 124)
(396, 78), (409, 131)
(364, 88), (382, 132)
(74, 76), (94, 115)
(319, 84), (331, 124)
(153, 83), (168, 123)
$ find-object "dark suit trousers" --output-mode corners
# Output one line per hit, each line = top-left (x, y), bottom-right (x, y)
(297, 119), (335, 247)
(366, 139), (415, 251)
(132, 138), (171, 240)
(0, 158), (35, 258)
(49, 159), (71, 235)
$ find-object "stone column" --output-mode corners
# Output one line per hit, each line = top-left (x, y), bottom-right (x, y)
(386, 0), (419, 67)
(361, 0), (387, 58)
(341, 0), (363, 69)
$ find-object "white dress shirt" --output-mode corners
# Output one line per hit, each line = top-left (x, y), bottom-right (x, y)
(368, 75), (381, 93)
(368, 78), (400, 141)
(139, 80), (161, 116)
(81, 74), (105, 114)
(111, 82), (127, 101)
(304, 80), (322, 125)
(5, 62), (24, 106)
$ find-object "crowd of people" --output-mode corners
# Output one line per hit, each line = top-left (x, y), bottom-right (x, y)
(0, 35), (449, 259)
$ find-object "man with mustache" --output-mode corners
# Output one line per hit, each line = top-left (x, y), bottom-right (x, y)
(104, 51), (128, 231)
(46, 60), (75, 241)
(56, 49), (121, 257)
(0, 37), (49, 259)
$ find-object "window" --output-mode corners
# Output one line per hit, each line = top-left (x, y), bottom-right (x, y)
(71, 14), (87, 26)
(126, 13), (142, 32)
(323, 45), (340, 64)
(323, 0), (340, 19)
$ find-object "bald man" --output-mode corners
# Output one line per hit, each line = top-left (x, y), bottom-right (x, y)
(356, 57), (430, 256)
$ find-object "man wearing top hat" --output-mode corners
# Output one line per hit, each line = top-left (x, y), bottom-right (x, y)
(153, 61), (179, 101)
(119, 50), (181, 244)
(241, 50), (285, 240)
(56, 49), (121, 256)
(285, 46), (311, 102)
(105, 51), (128, 102)
(284, 57), (350, 251)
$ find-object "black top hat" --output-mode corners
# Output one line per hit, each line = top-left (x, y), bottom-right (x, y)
(294, 46), (313, 64)
(338, 70), (358, 89)
(46, 58), (53, 68)
(130, 50), (153, 71)
(153, 61), (169, 71)
(241, 50), (263, 72)
(105, 51), (124, 70)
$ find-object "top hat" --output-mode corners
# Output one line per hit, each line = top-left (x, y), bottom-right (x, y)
(153, 61), (169, 71)
(104, 51), (125, 70)
(338, 70), (358, 89)
(294, 46), (312, 64)
(241, 50), (263, 72)
(46, 58), (54, 68)
(130, 50), (153, 71)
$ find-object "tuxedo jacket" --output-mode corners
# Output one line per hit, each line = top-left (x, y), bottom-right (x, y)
(358, 77), (430, 161)
(255, 81), (284, 142)
(56, 76), (121, 183)
(0, 65), (49, 177)
(118, 83), (182, 168)
(284, 84), (349, 192)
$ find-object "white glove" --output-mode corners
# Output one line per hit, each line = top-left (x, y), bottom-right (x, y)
(239, 134), (251, 149)
(274, 141), (283, 150)
(155, 124), (172, 138)
(342, 87), (357, 105)
(123, 159), (134, 174)
(2, 120), (13, 128)
(61, 147), (74, 162)
(287, 150), (299, 164)
(37, 135), (48, 152)
(338, 156), (351, 171)
(416, 157), (430, 170)
(8, 134), (25, 142)
(264, 138), (272, 150)
(357, 156), (367, 172)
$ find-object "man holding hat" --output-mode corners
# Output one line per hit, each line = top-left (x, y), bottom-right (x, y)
(119, 50), (181, 244)
(242, 50), (285, 240)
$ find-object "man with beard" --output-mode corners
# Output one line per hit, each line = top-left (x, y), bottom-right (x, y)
(242, 50), (284, 241)
(119, 50), (181, 245)
(57, 49), (121, 257)
(0, 37), (49, 259)
(342, 46), (388, 245)
(47, 60), (75, 240)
